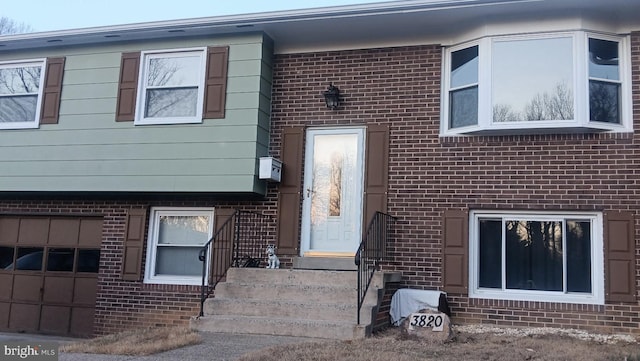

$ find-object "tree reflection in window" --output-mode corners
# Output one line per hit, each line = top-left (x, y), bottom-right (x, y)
(505, 220), (563, 291)
(328, 152), (343, 217)
(0, 65), (41, 123)
(492, 37), (574, 122)
(144, 55), (200, 118)
(589, 38), (620, 123)
(493, 82), (574, 122)
(478, 218), (593, 294)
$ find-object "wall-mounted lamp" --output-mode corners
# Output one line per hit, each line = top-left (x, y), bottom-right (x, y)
(322, 84), (341, 110)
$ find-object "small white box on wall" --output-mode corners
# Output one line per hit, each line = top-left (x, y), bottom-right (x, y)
(259, 157), (282, 182)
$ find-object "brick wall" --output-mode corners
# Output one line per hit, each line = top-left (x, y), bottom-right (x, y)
(269, 32), (640, 335)
(0, 196), (279, 335)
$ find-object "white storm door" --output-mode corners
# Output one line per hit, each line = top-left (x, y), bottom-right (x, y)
(300, 128), (365, 255)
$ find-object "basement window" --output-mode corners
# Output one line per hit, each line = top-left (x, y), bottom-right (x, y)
(144, 207), (214, 285)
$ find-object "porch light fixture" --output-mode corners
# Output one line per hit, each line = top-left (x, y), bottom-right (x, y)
(323, 84), (341, 110)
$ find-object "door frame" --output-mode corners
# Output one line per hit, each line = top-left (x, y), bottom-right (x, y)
(299, 126), (366, 256)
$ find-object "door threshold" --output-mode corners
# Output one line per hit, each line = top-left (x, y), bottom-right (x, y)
(302, 252), (355, 258)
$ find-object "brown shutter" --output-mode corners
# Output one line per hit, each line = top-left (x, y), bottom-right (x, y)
(115, 52), (140, 122)
(363, 124), (390, 225)
(121, 208), (147, 281)
(605, 211), (637, 303)
(40, 57), (65, 124)
(442, 209), (469, 294)
(210, 208), (235, 282)
(202, 46), (229, 119)
(214, 208), (236, 232)
(276, 126), (304, 255)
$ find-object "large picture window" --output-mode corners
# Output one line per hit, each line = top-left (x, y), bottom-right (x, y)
(136, 49), (206, 125)
(469, 211), (604, 305)
(0, 59), (45, 129)
(442, 32), (631, 135)
(144, 207), (214, 285)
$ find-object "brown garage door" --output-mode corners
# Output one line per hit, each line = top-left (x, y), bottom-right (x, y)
(0, 216), (102, 337)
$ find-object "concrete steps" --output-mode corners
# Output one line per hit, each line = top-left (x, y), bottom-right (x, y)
(194, 315), (366, 340)
(214, 282), (360, 304)
(204, 296), (375, 322)
(191, 267), (394, 340)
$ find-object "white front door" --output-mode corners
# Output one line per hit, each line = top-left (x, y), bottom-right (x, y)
(300, 128), (365, 255)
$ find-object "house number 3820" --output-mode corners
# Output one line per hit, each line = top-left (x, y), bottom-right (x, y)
(409, 313), (443, 331)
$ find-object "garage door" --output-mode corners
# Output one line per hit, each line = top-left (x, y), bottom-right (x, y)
(0, 216), (102, 337)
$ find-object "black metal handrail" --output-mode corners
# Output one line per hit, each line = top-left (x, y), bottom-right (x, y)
(355, 211), (396, 325)
(198, 210), (273, 317)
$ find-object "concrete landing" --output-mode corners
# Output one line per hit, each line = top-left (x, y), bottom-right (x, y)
(293, 256), (357, 270)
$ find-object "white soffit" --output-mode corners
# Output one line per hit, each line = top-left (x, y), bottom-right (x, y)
(0, 0), (638, 54)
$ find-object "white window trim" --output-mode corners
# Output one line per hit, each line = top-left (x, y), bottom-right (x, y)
(584, 32), (633, 132)
(144, 207), (214, 285)
(135, 47), (207, 126)
(0, 58), (46, 130)
(468, 210), (605, 305)
(441, 31), (632, 136)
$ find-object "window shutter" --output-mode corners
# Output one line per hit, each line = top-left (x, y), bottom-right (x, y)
(202, 46), (229, 119)
(604, 211), (637, 303)
(210, 208), (236, 283)
(276, 126), (304, 255)
(40, 57), (65, 124)
(442, 209), (469, 294)
(121, 208), (147, 281)
(214, 208), (236, 232)
(363, 124), (389, 225)
(115, 52), (140, 122)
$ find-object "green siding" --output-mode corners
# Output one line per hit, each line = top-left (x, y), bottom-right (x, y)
(1, 176), (258, 193)
(60, 98), (117, 115)
(3, 159), (257, 176)
(0, 33), (273, 195)
(3, 124), (263, 146)
(63, 68), (120, 85)
(255, 35), (274, 163)
(0, 143), (259, 161)
(228, 60), (263, 77)
(61, 83), (118, 100)
(227, 76), (262, 94)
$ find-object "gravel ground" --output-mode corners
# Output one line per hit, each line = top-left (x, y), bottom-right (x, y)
(455, 324), (638, 344)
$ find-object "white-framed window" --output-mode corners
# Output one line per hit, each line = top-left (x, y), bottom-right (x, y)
(0, 59), (46, 129)
(144, 207), (214, 285)
(469, 211), (604, 305)
(441, 31), (631, 135)
(135, 48), (206, 125)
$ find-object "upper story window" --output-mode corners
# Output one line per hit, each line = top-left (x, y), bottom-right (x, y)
(136, 48), (206, 125)
(0, 59), (45, 129)
(442, 32), (631, 135)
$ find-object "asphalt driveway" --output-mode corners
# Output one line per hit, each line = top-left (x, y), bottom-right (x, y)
(0, 331), (320, 361)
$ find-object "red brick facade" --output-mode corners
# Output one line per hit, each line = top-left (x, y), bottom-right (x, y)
(268, 33), (640, 335)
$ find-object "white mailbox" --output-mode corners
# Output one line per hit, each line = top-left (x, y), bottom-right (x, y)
(259, 157), (282, 182)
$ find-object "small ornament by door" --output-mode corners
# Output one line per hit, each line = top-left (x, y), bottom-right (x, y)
(266, 245), (280, 269)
